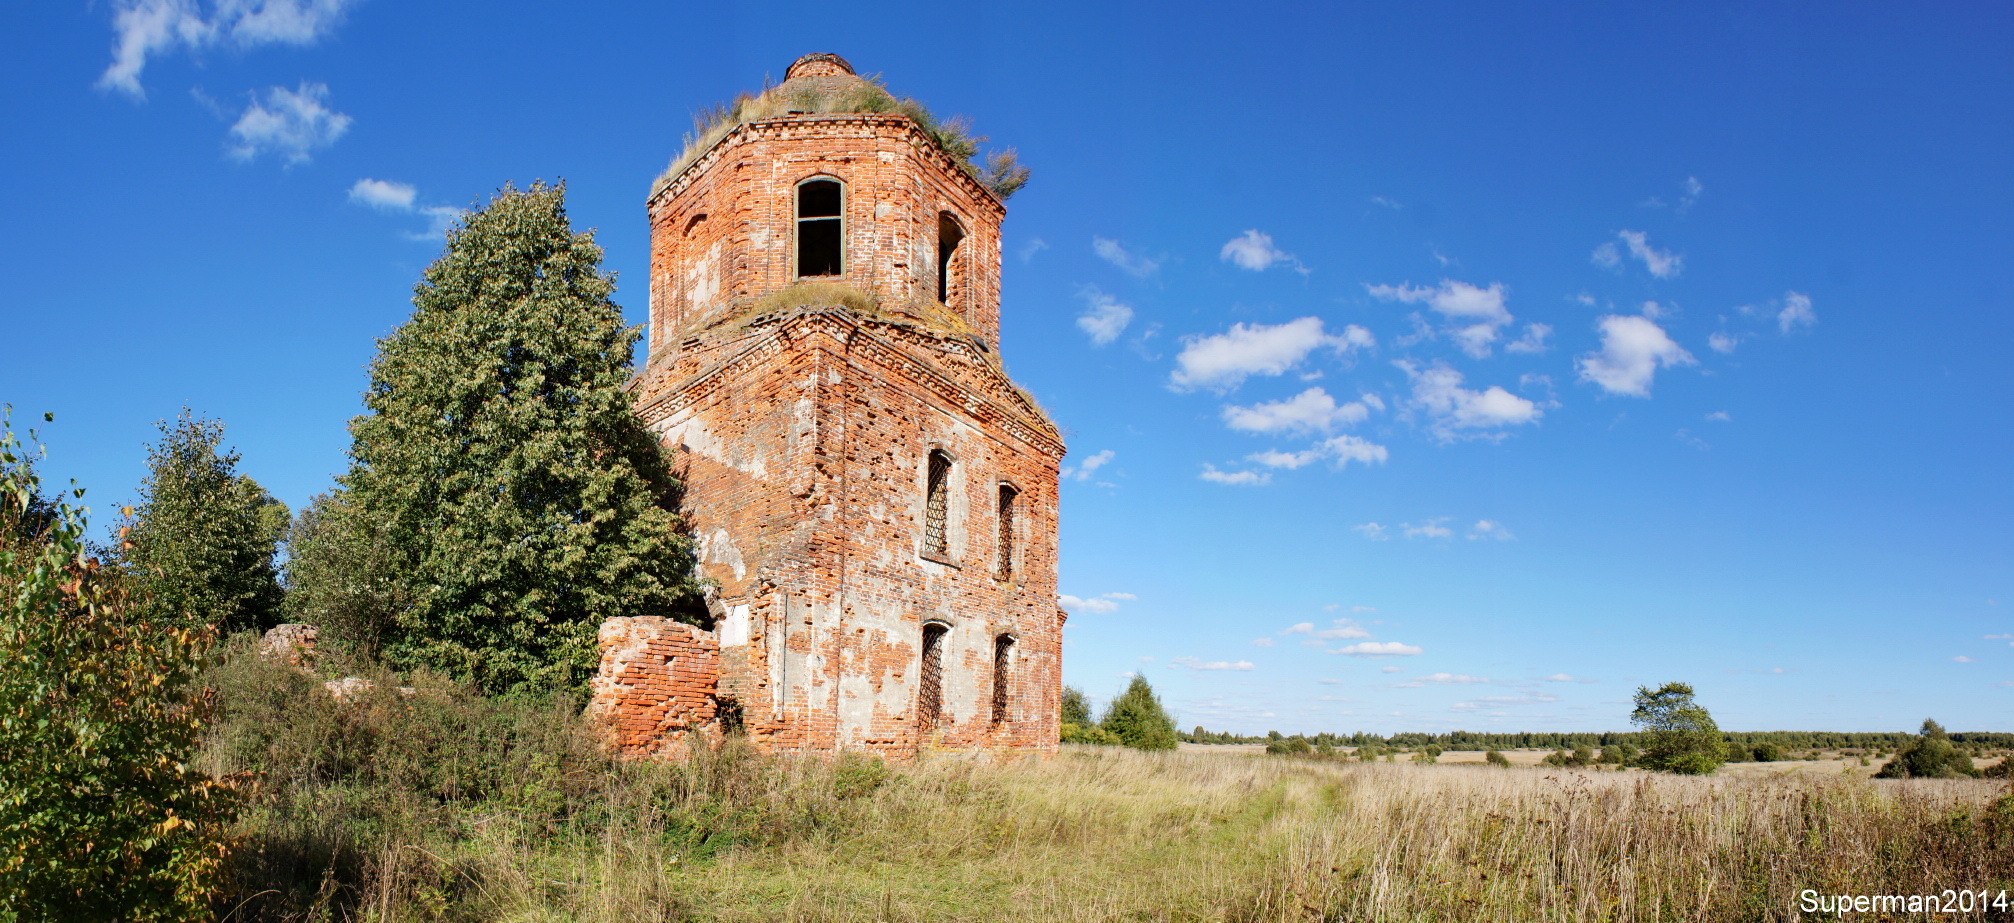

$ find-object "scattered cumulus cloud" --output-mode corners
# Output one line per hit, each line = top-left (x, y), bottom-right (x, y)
(1251, 638), (1275, 648)
(1396, 673), (1489, 686)
(1397, 361), (1544, 440)
(1467, 520), (1513, 541)
(1244, 435), (1387, 472)
(1075, 286), (1134, 346)
(1402, 518), (1453, 540)
(1058, 592), (1134, 615)
(1705, 411), (1732, 422)
(1222, 387), (1372, 434)
(1544, 673), (1576, 682)
(1284, 619), (1371, 640)
(1504, 323), (1552, 355)
(1952, 655), (1975, 663)
(1577, 314), (1695, 397)
(1370, 195), (1403, 210)
(1016, 238), (1049, 262)
(1062, 449), (1115, 482)
(1778, 291), (1816, 333)
(1708, 332), (1738, 354)
(1219, 230), (1306, 273)
(1198, 464), (1268, 486)
(98, 0), (360, 98)
(1614, 230), (1684, 278)
(1366, 280), (1513, 358)
(1171, 318), (1372, 391)
(347, 179), (462, 239)
(1380, 665), (1404, 673)
(228, 81), (350, 164)
(1333, 641), (1424, 657)
(1354, 522), (1389, 541)
(1092, 237), (1160, 278)
(1173, 657), (1256, 671)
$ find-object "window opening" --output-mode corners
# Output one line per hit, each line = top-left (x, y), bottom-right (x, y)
(919, 623), (948, 730)
(923, 450), (951, 559)
(995, 484), (1018, 579)
(797, 179), (843, 277)
(936, 212), (965, 304)
(991, 634), (1013, 726)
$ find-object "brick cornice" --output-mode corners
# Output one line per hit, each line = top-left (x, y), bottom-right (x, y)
(634, 307), (1064, 458)
(649, 114), (1006, 216)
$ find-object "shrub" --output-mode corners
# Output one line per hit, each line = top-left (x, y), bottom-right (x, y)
(1059, 685), (1093, 728)
(1631, 682), (1725, 775)
(0, 414), (241, 920)
(1060, 722), (1121, 746)
(1751, 742), (1784, 762)
(1485, 750), (1511, 768)
(1099, 676), (1178, 751)
(1875, 719), (1979, 779)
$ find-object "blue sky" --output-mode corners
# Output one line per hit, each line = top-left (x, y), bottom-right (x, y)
(4, 2), (2009, 733)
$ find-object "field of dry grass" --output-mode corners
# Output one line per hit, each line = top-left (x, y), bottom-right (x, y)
(332, 743), (2014, 922)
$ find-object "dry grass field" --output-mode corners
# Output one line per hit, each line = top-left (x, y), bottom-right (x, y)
(320, 743), (2014, 922)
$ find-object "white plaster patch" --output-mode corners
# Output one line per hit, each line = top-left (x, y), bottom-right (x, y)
(667, 414), (769, 479)
(700, 527), (747, 580)
(720, 603), (751, 648)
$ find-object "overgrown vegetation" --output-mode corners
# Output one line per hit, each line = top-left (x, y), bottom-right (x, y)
(0, 412), (240, 920)
(1630, 681), (1726, 774)
(334, 182), (700, 698)
(654, 72), (1030, 200)
(1877, 718), (1982, 779)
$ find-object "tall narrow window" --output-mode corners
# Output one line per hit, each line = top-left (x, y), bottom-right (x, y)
(936, 212), (965, 304)
(991, 634), (1013, 726)
(918, 623), (948, 730)
(923, 450), (951, 559)
(995, 483), (1018, 579)
(796, 179), (843, 277)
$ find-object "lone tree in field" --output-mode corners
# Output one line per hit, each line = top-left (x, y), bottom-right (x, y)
(1630, 681), (1725, 775)
(343, 182), (697, 697)
(1874, 719), (1979, 778)
(121, 411), (286, 635)
(1100, 675), (1179, 751)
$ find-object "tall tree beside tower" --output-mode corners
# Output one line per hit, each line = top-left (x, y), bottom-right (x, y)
(342, 182), (698, 697)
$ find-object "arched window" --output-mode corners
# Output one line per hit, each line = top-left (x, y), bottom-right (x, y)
(991, 634), (1014, 726)
(923, 450), (952, 560)
(995, 483), (1018, 580)
(918, 622), (949, 730)
(796, 178), (843, 277)
(936, 212), (965, 304)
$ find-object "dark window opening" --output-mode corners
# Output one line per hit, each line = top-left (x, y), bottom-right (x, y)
(936, 212), (965, 304)
(919, 623), (948, 730)
(797, 179), (843, 277)
(995, 484), (1018, 580)
(923, 450), (951, 559)
(991, 634), (1013, 726)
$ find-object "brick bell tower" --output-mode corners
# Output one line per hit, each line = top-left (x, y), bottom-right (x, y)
(620, 53), (1065, 758)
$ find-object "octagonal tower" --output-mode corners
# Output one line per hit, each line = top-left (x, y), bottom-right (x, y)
(618, 54), (1064, 759)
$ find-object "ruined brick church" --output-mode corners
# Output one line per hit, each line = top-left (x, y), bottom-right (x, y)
(589, 54), (1064, 759)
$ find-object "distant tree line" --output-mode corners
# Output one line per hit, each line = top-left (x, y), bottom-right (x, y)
(1181, 728), (2014, 750)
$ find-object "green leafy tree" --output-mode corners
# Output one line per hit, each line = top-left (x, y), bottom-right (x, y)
(281, 491), (410, 656)
(1100, 675), (1179, 751)
(121, 411), (286, 634)
(1060, 685), (1093, 727)
(1631, 682), (1725, 775)
(0, 412), (240, 919)
(1875, 719), (1979, 779)
(343, 182), (698, 697)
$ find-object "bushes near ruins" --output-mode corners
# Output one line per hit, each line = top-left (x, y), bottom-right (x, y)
(1875, 719), (1980, 779)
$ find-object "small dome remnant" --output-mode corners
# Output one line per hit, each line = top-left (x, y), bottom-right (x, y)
(785, 53), (855, 79)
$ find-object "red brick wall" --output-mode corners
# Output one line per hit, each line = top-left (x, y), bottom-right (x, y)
(589, 616), (720, 757)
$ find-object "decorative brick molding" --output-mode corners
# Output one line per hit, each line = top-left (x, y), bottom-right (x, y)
(589, 616), (721, 757)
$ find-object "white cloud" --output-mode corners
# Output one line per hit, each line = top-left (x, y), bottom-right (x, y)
(1402, 517), (1453, 540)
(227, 82), (351, 164)
(1251, 638), (1275, 647)
(1246, 448), (1322, 470)
(1591, 241), (1622, 269)
(1354, 522), (1389, 541)
(1171, 318), (1371, 391)
(1281, 622), (1315, 635)
(1173, 657), (1256, 671)
(1708, 332), (1738, 354)
(1615, 230), (1683, 278)
(1333, 641), (1423, 657)
(1017, 238), (1049, 262)
(1679, 176), (1704, 212)
(1075, 286), (1134, 346)
(1245, 435), (1387, 472)
(1312, 619), (1371, 640)
(1504, 323), (1552, 355)
(1366, 280), (1512, 358)
(1543, 673), (1576, 682)
(1063, 448), (1115, 482)
(1778, 291), (1816, 333)
(1577, 314), (1696, 397)
(1380, 665), (1404, 673)
(1092, 237), (1159, 278)
(348, 178), (415, 211)
(1397, 673), (1489, 686)
(1467, 520), (1513, 541)
(1219, 229), (1304, 273)
(1705, 411), (1732, 422)
(98, 0), (359, 98)
(1058, 592), (1133, 615)
(1953, 655), (1975, 663)
(1198, 464), (1269, 486)
(1985, 634), (2013, 640)
(1222, 387), (1372, 434)
(1397, 361), (1543, 439)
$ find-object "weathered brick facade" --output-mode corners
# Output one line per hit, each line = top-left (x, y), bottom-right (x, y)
(599, 53), (1064, 759)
